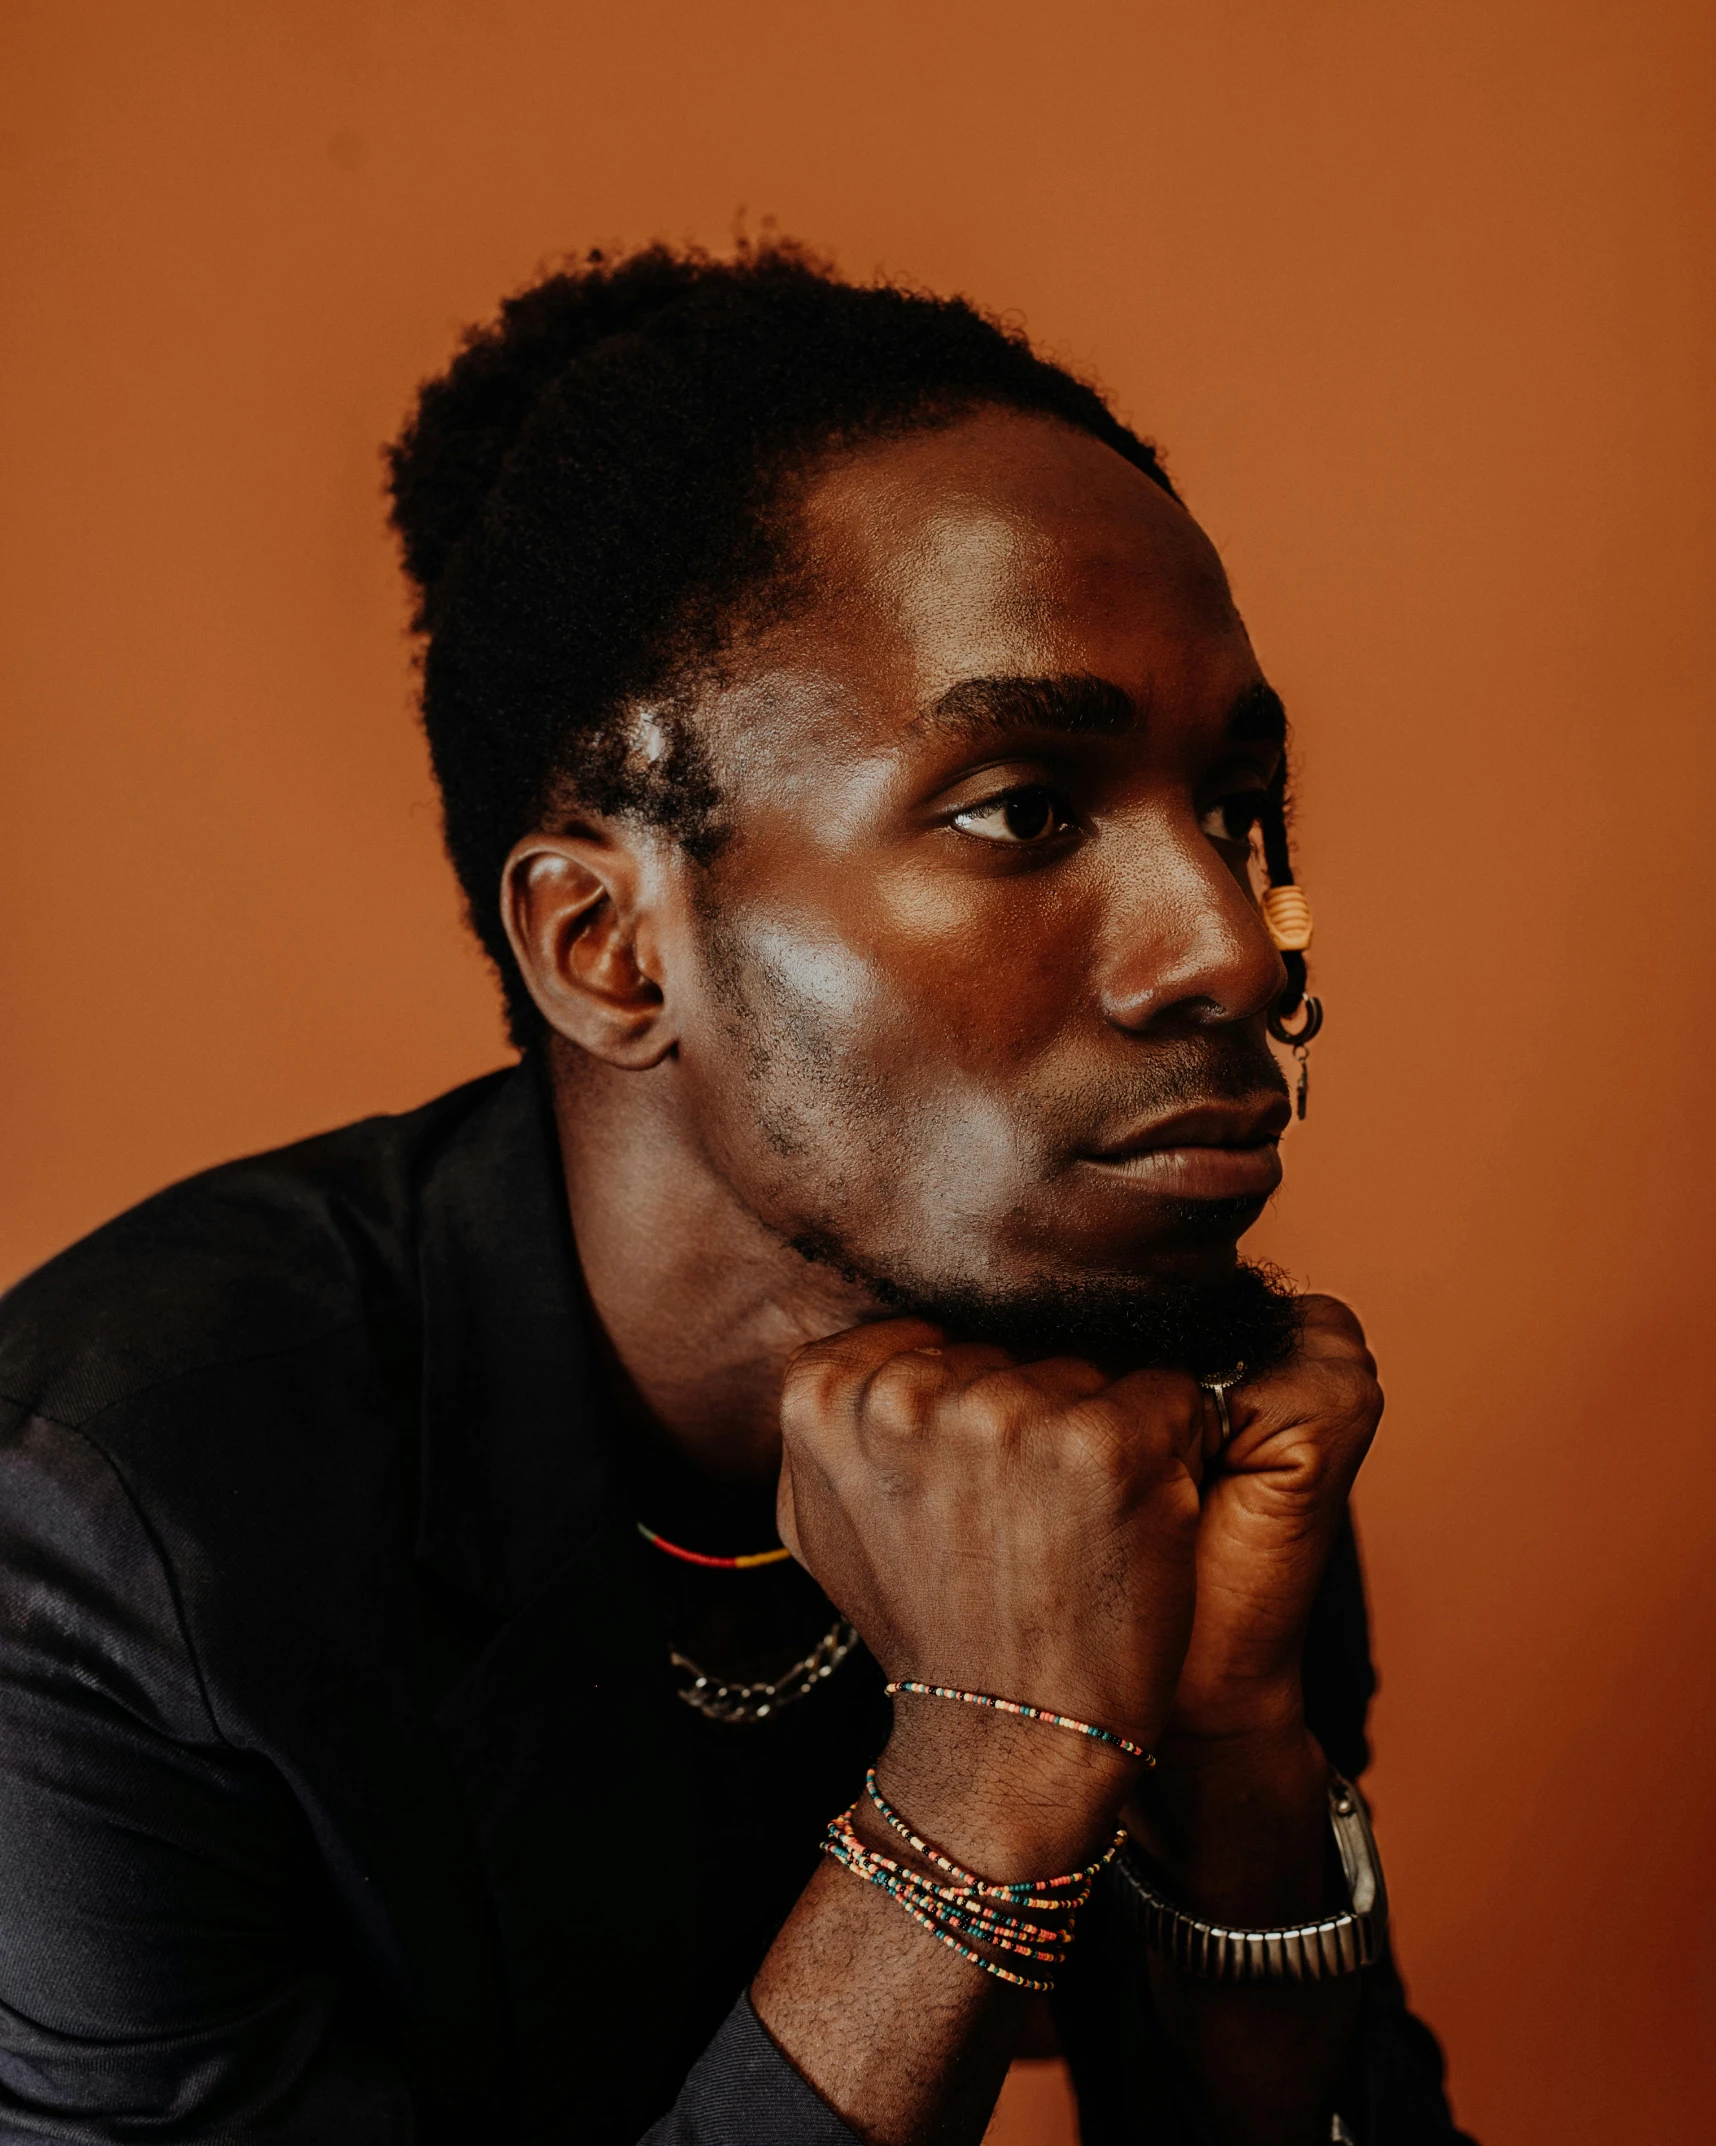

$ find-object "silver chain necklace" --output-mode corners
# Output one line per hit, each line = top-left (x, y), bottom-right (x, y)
(669, 1615), (859, 1724)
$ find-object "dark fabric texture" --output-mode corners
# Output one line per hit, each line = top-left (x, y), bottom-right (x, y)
(638, 2001), (856, 2146)
(0, 1062), (1469, 2143)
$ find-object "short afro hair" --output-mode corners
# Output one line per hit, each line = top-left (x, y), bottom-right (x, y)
(386, 239), (1178, 1046)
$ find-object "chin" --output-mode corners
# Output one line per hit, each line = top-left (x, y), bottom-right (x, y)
(1027, 1189), (1270, 1288)
(790, 1217), (1299, 1379)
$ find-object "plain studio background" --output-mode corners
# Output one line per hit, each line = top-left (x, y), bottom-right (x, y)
(3, 4), (1713, 2141)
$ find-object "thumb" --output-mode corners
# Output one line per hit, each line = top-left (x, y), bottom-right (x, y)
(775, 1443), (804, 1565)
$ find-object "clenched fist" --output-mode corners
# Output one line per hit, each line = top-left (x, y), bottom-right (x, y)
(775, 1296), (1381, 1876)
(780, 1319), (1207, 1743)
(1170, 1294), (1382, 1747)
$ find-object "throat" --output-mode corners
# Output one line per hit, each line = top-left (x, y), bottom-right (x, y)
(603, 1333), (835, 1681)
(550, 1036), (875, 1490)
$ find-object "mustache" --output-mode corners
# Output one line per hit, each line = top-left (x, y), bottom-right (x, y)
(1051, 1030), (1290, 1145)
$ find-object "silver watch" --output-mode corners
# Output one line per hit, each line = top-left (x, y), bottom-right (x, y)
(1117, 1773), (1388, 1983)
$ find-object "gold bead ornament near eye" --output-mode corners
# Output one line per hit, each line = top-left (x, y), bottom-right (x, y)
(1260, 885), (1313, 953)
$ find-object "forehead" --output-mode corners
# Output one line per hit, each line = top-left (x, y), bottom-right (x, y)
(798, 407), (1240, 687)
(696, 405), (1259, 780)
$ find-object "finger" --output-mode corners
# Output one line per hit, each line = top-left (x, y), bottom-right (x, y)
(971, 1354), (1169, 1473)
(853, 1341), (968, 1444)
(787, 1316), (947, 1381)
(1104, 1365), (1205, 1432)
(1192, 1383), (1230, 1476)
(1293, 1293), (1373, 1362)
(1231, 1299), (1374, 1417)
(996, 1354), (1112, 1404)
(922, 1340), (1016, 1380)
(781, 1318), (946, 1443)
(1217, 1331), (1383, 1476)
(1074, 1365), (1206, 1471)
(775, 1444), (803, 1564)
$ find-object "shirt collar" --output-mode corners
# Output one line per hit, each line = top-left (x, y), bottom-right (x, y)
(412, 1057), (621, 1616)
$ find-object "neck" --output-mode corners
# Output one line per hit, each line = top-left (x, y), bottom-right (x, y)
(547, 1037), (878, 1489)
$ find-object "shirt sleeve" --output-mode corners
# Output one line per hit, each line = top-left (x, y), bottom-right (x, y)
(1053, 1513), (1479, 2146)
(0, 1400), (861, 2146)
(0, 1403), (419, 2144)
(638, 1998), (860, 2146)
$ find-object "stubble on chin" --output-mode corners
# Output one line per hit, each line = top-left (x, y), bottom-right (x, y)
(784, 1220), (1301, 1381)
(697, 900), (1300, 1377)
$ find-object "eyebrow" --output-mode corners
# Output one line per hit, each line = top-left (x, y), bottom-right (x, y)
(1225, 679), (1289, 749)
(909, 674), (1138, 742)
(909, 672), (1288, 751)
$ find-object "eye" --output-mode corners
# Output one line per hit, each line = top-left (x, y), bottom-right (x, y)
(951, 785), (1072, 845)
(1198, 788), (1270, 845)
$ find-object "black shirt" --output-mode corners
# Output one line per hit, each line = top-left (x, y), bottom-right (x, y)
(0, 1063), (1470, 2142)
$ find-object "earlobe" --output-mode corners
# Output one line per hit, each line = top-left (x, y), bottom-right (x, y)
(501, 834), (677, 1068)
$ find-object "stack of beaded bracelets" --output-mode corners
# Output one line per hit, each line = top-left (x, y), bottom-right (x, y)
(823, 1769), (1123, 1992)
(819, 1680), (1153, 1991)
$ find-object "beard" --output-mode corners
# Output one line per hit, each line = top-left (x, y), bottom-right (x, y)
(787, 1216), (1302, 1382)
(693, 897), (1302, 1380)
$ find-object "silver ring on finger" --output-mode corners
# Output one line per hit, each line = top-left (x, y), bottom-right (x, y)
(1197, 1364), (1246, 1444)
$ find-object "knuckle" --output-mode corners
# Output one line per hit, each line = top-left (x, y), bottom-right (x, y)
(1057, 1394), (1142, 1480)
(777, 1373), (825, 1441)
(774, 1478), (802, 1560)
(779, 1353), (853, 1432)
(1300, 1293), (1371, 1356)
(953, 1368), (1035, 1440)
(1016, 1355), (1111, 1404)
(860, 1350), (948, 1436)
(782, 1331), (865, 1394)
(938, 1342), (1019, 1382)
(1330, 1362), (1385, 1431)
(1288, 1428), (1336, 1489)
(1110, 1380), (1199, 1462)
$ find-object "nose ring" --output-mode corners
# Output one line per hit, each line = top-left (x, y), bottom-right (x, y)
(1266, 992), (1323, 1047)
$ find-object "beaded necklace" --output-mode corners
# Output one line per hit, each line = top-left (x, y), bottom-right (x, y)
(635, 1520), (791, 1570)
(636, 1518), (853, 1722)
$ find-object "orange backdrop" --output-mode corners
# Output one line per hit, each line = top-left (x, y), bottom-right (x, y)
(3, 5), (1713, 2140)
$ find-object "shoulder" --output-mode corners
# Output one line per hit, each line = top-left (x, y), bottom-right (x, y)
(0, 1068), (516, 1434)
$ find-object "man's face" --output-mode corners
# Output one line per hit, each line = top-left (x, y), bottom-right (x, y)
(664, 406), (1294, 1359)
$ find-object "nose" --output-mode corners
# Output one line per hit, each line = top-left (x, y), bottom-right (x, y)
(1094, 812), (1286, 1035)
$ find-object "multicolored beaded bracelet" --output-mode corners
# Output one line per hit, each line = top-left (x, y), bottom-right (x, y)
(885, 1680), (1155, 1765)
(824, 1812), (1071, 1964)
(821, 1771), (1127, 1994)
(826, 1808), (1079, 1946)
(864, 1769), (1123, 1902)
(822, 1813), (1067, 1991)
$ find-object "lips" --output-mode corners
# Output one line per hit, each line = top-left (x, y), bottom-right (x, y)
(1089, 1097), (1293, 1160)
(1079, 1095), (1291, 1200)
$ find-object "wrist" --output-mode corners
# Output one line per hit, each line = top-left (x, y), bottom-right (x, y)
(1161, 1668), (1307, 1753)
(1131, 1718), (1334, 1927)
(878, 1706), (1140, 1882)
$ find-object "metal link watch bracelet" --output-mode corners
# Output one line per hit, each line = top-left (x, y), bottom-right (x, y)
(1116, 1773), (1388, 1983)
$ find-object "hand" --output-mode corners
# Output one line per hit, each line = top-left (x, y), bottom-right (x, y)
(1128, 1298), (1380, 2145)
(777, 1318), (1205, 1868)
(1167, 1294), (1382, 1751)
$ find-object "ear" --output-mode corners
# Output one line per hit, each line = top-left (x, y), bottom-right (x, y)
(501, 826), (677, 1069)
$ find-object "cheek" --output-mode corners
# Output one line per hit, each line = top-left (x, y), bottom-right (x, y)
(681, 908), (1063, 1219)
(740, 917), (882, 1034)
(730, 906), (1074, 1098)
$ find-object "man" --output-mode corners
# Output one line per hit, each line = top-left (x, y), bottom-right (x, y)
(0, 243), (1467, 2144)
